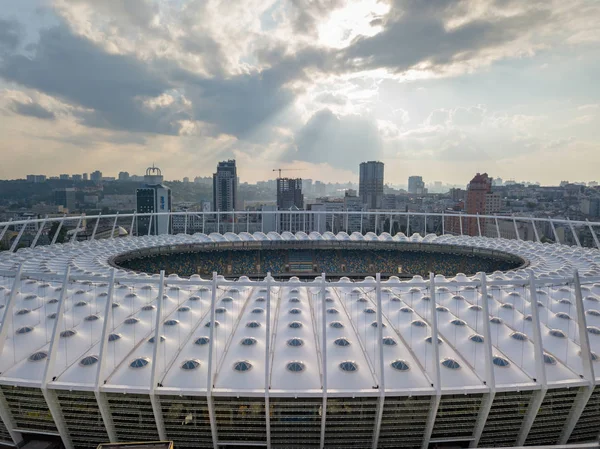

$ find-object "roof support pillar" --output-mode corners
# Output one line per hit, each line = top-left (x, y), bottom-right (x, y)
(470, 273), (496, 448)
(184, 212), (188, 235)
(149, 270), (167, 441)
(441, 211), (445, 235)
(94, 269), (117, 442)
(206, 272), (219, 449)
(516, 271), (548, 446)
(70, 214), (85, 243)
(0, 264), (24, 355)
(0, 386), (23, 446)
(91, 213), (101, 240)
(424, 213), (427, 236)
(495, 217), (500, 238)
(568, 217), (581, 247)
(94, 390), (117, 443)
(42, 267), (74, 449)
(586, 219), (600, 249)
(459, 213), (463, 236)
(477, 213), (482, 237)
(550, 218), (560, 243)
(513, 215), (520, 240)
(372, 273), (385, 449)
(129, 213), (136, 237)
(406, 214), (410, 237)
(531, 218), (541, 243)
(264, 274), (272, 449)
(147, 213), (153, 236)
(41, 389), (73, 449)
(558, 269), (596, 444)
(31, 216), (48, 248)
(9, 219), (30, 252)
(319, 273), (327, 449)
(110, 211), (119, 239)
(421, 272), (441, 449)
(0, 219), (12, 243)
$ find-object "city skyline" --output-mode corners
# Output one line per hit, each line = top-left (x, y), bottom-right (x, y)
(14, 165), (600, 189)
(0, 1), (599, 185)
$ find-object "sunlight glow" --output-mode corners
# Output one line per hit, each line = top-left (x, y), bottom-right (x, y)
(317, 0), (390, 49)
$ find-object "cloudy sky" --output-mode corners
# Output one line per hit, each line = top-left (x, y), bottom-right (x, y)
(0, 0), (599, 185)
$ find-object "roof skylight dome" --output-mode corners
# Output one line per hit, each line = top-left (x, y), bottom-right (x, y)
(492, 356), (510, 367)
(130, 357), (150, 368)
(286, 361), (305, 373)
(287, 338), (303, 347)
(181, 359), (200, 370)
(441, 358), (461, 369)
(390, 360), (410, 371)
(334, 338), (351, 347)
(382, 337), (397, 346)
(233, 361), (253, 372)
(339, 361), (358, 372)
(469, 334), (484, 343)
(29, 351), (48, 362)
(425, 336), (443, 344)
(80, 355), (99, 366)
(195, 336), (210, 345)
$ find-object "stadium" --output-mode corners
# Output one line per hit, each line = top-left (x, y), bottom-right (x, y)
(0, 211), (599, 449)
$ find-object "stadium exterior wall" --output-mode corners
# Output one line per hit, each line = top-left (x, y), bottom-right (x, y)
(0, 213), (599, 448)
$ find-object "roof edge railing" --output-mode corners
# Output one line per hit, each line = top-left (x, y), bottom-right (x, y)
(1, 210), (600, 252)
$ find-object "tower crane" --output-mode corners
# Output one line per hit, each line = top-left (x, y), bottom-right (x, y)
(272, 168), (306, 178)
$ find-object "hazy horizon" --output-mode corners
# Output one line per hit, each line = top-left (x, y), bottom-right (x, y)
(1, 1), (599, 184)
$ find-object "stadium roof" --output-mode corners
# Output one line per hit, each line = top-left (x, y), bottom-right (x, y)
(0, 232), (599, 395)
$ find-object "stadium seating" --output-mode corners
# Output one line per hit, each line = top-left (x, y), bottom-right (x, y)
(119, 247), (518, 278)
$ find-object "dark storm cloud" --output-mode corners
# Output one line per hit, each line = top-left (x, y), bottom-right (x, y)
(8, 100), (56, 120)
(0, 18), (23, 52)
(0, 23), (187, 135)
(339, 0), (551, 73)
(0, 18), (303, 140)
(174, 58), (304, 139)
(284, 109), (383, 171)
(0, 0), (557, 148)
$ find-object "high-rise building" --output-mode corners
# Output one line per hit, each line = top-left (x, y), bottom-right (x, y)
(344, 189), (363, 232)
(213, 160), (237, 212)
(118, 171), (130, 182)
(276, 178), (303, 210)
(59, 174), (70, 180)
(465, 173), (493, 236)
(445, 173), (502, 236)
(72, 174), (82, 182)
(136, 166), (172, 235)
(82, 173), (89, 181)
(90, 170), (103, 182)
(359, 161), (384, 209)
(408, 176), (425, 195)
(54, 188), (76, 213)
(26, 175), (46, 183)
